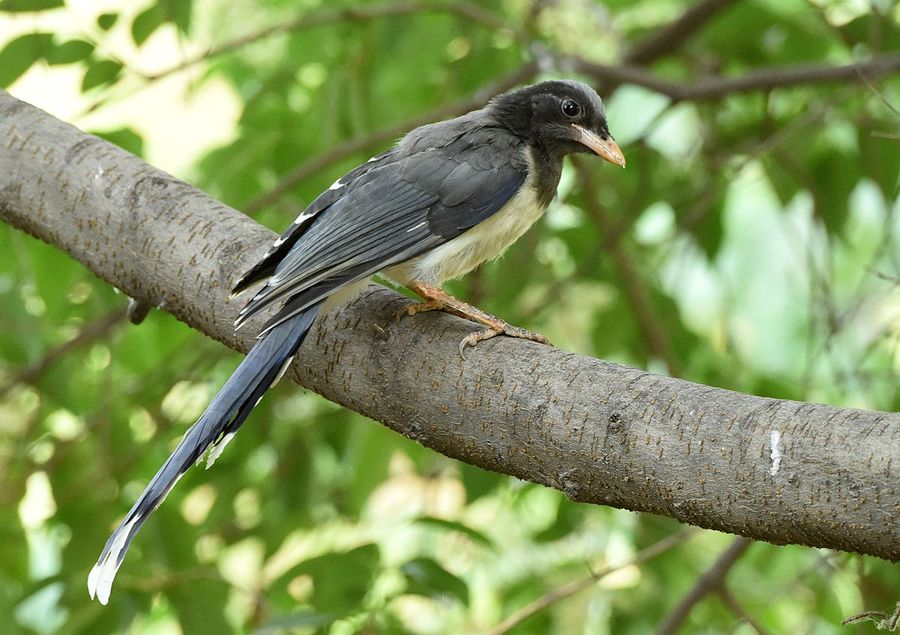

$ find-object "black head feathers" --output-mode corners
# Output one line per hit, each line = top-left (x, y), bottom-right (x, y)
(489, 80), (624, 167)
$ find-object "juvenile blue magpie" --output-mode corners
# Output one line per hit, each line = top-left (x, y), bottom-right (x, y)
(88, 79), (624, 603)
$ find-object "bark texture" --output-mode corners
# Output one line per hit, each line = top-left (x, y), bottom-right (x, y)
(1, 90), (897, 561)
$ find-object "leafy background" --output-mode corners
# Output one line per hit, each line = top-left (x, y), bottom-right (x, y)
(0, 0), (898, 633)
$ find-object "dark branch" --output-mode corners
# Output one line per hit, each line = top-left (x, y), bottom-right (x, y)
(1, 90), (898, 562)
(250, 55), (898, 212)
(625, 0), (741, 65)
(0, 308), (127, 400)
(656, 537), (753, 635)
(568, 54), (900, 101)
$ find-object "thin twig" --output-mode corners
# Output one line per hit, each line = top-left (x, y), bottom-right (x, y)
(0, 307), (128, 400)
(246, 49), (897, 213)
(718, 586), (771, 635)
(842, 602), (900, 630)
(143, 0), (518, 81)
(655, 537), (753, 635)
(484, 529), (697, 635)
(568, 54), (900, 101)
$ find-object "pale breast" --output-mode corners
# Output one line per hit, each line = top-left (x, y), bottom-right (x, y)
(385, 148), (547, 287)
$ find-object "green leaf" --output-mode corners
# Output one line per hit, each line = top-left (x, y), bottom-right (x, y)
(91, 127), (144, 156)
(254, 611), (335, 635)
(533, 498), (585, 542)
(44, 39), (94, 65)
(400, 557), (468, 604)
(96, 12), (118, 31)
(161, 0), (192, 34)
(0, 0), (63, 11)
(0, 32), (53, 87)
(166, 577), (231, 635)
(81, 59), (122, 91)
(810, 149), (859, 234)
(859, 125), (900, 201)
(459, 462), (504, 502)
(414, 516), (495, 549)
(278, 544), (380, 616)
(131, 4), (165, 46)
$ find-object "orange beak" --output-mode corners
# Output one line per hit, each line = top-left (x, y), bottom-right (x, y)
(571, 124), (626, 168)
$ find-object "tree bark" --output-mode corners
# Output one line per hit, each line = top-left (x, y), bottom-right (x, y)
(1, 90), (897, 562)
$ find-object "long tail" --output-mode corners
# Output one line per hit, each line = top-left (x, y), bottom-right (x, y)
(88, 303), (322, 604)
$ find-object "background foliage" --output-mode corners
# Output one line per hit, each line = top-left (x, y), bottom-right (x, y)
(1, 0), (898, 633)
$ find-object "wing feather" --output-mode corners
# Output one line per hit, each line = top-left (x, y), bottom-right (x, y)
(235, 121), (528, 332)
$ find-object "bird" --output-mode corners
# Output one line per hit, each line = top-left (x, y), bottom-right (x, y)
(87, 79), (625, 604)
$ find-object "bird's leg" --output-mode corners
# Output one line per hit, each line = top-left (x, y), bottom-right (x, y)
(397, 281), (550, 356)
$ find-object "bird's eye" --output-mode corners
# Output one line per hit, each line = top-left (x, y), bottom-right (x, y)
(561, 99), (582, 118)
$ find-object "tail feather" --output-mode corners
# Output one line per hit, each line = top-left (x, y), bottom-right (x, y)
(88, 304), (322, 604)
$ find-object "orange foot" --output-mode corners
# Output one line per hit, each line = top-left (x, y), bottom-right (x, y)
(396, 281), (550, 358)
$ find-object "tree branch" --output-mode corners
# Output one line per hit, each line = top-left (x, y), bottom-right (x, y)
(656, 537), (753, 635)
(1, 91), (897, 561)
(0, 308), (127, 399)
(143, 0), (518, 81)
(624, 0), (741, 65)
(248, 55), (898, 212)
(567, 54), (900, 101)
(485, 529), (697, 635)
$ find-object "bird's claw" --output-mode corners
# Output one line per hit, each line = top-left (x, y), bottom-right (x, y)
(458, 324), (551, 359)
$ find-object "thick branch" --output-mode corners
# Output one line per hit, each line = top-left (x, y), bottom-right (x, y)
(0, 91), (897, 561)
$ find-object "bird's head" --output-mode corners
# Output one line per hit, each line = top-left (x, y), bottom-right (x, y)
(490, 80), (625, 168)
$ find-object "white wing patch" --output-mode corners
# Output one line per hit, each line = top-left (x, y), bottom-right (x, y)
(273, 209), (318, 247)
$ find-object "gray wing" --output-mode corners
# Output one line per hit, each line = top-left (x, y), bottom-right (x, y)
(232, 150), (395, 294)
(235, 120), (528, 334)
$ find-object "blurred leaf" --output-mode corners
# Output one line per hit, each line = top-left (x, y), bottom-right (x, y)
(131, 4), (165, 47)
(161, 0), (192, 34)
(839, 13), (900, 52)
(44, 39), (94, 66)
(400, 557), (468, 604)
(414, 516), (495, 549)
(96, 12), (118, 31)
(254, 611), (335, 634)
(0, 32), (52, 87)
(91, 127), (144, 156)
(0, 0), (62, 10)
(810, 149), (859, 233)
(81, 59), (122, 91)
(858, 126), (900, 200)
(274, 544), (379, 617)
(533, 498), (585, 542)
(459, 461), (504, 503)
(166, 577), (231, 634)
